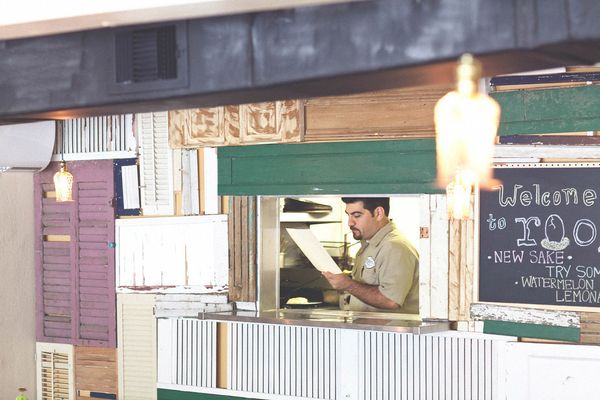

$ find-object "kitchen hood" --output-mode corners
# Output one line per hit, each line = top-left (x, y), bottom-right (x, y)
(283, 198), (333, 213)
(0, 121), (55, 172)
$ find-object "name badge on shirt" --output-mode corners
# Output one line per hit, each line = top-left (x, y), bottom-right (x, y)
(364, 256), (375, 269)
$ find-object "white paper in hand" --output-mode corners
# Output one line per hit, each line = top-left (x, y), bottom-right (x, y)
(285, 227), (342, 274)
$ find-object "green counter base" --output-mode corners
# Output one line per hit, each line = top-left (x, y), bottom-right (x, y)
(483, 320), (580, 342)
(158, 389), (258, 400)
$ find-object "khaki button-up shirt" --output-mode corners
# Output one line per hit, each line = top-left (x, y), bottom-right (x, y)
(345, 221), (419, 313)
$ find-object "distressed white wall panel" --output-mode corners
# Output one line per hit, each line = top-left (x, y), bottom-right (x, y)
(154, 293), (232, 318)
(178, 149), (200, 215)
(202, 147), (219, 215)
(138, 111), (175, 215)
(116, 215), (228, 292)
(501, 342), (600, 400)
(117, 293), (157, 400)
(54, 114), (136, 160)
(157, 318), (217, 389)
(36, 342), (74, 400)
(419, 194), (449, 319)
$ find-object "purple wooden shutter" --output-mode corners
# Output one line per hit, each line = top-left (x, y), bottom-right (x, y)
(35, 160), (116, 347)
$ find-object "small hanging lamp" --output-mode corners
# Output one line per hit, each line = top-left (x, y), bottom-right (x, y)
(53, 127), (74, 202)
(434, 53), (501, 219)
(53, 161), (73, 202)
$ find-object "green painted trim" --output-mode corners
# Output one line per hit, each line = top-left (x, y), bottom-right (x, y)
(491, 86), (600, 135)
(157, 389), (258, 400)
(218, 139), (441, 196)
(483, 320), (580, 342)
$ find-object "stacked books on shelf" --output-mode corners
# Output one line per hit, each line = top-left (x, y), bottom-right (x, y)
(490, 66), (600, 92)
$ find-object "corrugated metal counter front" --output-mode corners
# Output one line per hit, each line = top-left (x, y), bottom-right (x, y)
(200, 308), (450, 334)
(158, 311), (501, 400)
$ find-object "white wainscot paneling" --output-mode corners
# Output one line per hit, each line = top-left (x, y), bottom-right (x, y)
(157, 318), (217, 389)
(500, 341), (600, 400)
(116, 215), (228, 292)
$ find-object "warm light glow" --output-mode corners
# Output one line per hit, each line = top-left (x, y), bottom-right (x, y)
(53, 161), (73, 202)
(446, 172), (472, 220)
(434, 54), (501, 219)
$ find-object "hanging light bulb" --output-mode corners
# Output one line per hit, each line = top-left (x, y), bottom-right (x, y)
(53, 161), (73, 202)
(434, 53), (501, 219)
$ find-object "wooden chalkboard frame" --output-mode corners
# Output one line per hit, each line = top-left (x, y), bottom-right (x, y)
(478, 163), (600, 310)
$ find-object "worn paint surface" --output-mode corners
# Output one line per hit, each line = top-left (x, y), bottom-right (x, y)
(471, 303), (580, 328)
(492, 86), (600, 135)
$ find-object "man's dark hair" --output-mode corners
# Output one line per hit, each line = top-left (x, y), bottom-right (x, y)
(341, 197), (390, 216)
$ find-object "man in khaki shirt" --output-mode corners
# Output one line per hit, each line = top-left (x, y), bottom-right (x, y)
(323, 197), (419, 313)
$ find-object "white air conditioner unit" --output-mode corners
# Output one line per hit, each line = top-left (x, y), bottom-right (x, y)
(0, 121), (55, 172)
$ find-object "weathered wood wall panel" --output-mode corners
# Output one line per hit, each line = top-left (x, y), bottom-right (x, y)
(492, 85), (600, 136)
(304, 84), (451, 142)
(448, 218), (476, 322)
(228, 197), (257, 302)
(74, 346), (118, 400)
(580, 312), (600, 344)
(169, 101), (303, 148)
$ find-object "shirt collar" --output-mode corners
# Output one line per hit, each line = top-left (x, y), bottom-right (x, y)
(365, 221), (394, 248)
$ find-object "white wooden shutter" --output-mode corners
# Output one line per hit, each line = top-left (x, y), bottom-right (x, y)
(54, 114), (136, 160)
(36, 342), (74, 400)
(137, 112), (174, 215)
(117, 293), (157, 400)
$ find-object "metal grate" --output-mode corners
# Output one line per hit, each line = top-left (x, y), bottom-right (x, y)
(53, 114), (135, 160)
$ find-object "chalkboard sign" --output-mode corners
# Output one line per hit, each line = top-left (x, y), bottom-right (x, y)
(479, 166), (600, 307)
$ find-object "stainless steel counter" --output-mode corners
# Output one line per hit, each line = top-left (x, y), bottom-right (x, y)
(200, 308), (450, 334)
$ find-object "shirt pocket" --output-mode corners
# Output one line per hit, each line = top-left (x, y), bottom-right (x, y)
(361, 264), (379, 286)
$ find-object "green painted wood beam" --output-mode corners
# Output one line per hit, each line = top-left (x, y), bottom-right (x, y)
(483, 320), (580, 342)
(218, 139), (440, 196)
(158, 389), (258, 400)
(491, 86), (600, 136)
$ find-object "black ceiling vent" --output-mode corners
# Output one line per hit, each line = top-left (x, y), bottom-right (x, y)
(110, 22), (188, 94)
(116, 25), (177, 83)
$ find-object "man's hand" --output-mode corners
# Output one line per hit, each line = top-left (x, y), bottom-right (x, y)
(323, 272), (399, 310)
(322, 272), (354, 291)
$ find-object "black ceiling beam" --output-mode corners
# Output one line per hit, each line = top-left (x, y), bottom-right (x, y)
(1, 0), (600, 122)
